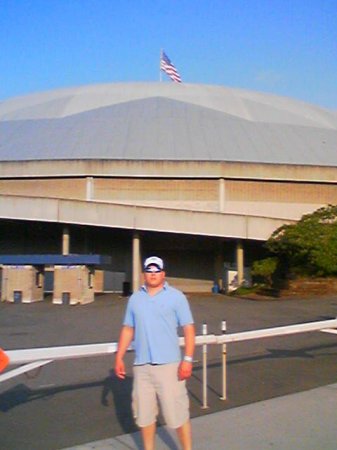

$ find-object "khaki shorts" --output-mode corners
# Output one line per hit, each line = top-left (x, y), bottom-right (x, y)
(132, 362), (189, 429)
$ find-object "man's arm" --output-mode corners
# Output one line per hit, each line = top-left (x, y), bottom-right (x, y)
(178, 323), (195, 380)
(114, 325), (134, 379)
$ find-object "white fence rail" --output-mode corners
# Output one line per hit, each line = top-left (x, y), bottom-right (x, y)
(1, 318), (337, 408)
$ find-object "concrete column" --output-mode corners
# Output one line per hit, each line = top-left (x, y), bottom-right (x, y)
(132, 231), (141, 292)
(214, 244), (224, 290)
(86, 177), (94, 200)
(62, 226), (70, 256)
(236, 240), (244, 286)
(218, 178), (226, 213)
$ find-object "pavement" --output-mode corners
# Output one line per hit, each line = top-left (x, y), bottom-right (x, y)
(63, 382), (337, 450)
(1, 294), (336, 450)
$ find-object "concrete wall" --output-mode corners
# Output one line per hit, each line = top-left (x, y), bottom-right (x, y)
(0, 178), (86, 200)
(1, 176), (336, 214)
(225, 179), (337, 204)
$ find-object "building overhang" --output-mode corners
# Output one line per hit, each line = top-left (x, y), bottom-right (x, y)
(0, 194), (293, 241)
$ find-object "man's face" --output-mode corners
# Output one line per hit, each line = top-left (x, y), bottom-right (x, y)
(144, 265), (165, 289)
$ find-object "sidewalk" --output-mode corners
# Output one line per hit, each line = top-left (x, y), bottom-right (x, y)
(63, 382), (337, 450)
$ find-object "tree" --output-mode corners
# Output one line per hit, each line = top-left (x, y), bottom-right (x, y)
(267, 205), (337, 276)
(251, 257), (278, 286)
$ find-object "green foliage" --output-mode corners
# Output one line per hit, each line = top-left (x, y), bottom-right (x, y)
(267, 205), (337, 276)
(230, 285), (258, 296)
(251, 257), (278, 286)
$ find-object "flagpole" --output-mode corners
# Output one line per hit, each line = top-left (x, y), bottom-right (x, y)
(160, 49), (162, 82)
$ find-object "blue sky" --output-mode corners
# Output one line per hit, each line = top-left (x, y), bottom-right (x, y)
(1, 0), (336, 109)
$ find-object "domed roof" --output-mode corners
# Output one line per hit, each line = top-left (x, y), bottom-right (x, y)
(0, 82), (336, 165)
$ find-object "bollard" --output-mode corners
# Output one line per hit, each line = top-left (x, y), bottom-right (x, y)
(201, 323), (209, 409)
(220, 320), (227, 400)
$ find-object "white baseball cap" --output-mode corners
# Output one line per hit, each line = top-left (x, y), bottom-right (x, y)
(143, 256), (164, 270)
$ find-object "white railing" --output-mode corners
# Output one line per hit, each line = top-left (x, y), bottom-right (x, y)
(1, 318), (336, 409)
(199, 318), (337, 407)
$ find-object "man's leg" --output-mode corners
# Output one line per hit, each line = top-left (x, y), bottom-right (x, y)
(154, 363), (192, 449)
(140, 422), (156, 450)
(133, 365), (158, 449)
(176, 419), (192, 450)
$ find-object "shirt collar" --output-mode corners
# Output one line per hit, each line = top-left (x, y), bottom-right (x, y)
(141, 281), (169, 293)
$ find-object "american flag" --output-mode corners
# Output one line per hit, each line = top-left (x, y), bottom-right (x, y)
(160, 51), (182, 83)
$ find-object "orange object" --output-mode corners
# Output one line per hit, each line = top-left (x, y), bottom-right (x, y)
(0, 348), (10, 372)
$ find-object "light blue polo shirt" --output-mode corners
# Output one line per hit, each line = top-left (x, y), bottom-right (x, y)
(123, 282), (194, 365)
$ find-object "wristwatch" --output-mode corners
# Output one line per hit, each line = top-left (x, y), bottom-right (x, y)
(183, 355), (193, 363)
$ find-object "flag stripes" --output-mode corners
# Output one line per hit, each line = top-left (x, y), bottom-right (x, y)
(160, 51), (182, 83)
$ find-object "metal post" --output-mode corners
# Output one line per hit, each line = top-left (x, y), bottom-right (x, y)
(201, 323), (209, 409)
(220, 320), (227, 400)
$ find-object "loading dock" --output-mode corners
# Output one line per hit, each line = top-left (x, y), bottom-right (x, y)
(0, 255), (111, 305)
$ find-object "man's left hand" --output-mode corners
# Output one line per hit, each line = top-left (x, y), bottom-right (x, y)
(178, 360), (193, 380)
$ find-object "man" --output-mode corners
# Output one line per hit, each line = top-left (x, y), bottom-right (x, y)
(115, 256), (195, 450)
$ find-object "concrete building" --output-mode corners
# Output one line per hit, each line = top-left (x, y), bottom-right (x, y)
(53, 265), (94, 305)
(0, 82), (336, 293)
(1, 265), (44, 303)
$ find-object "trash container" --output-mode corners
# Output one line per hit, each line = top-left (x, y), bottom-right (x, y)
(212, 282), (220, 294)
(122, 281), (131, 297)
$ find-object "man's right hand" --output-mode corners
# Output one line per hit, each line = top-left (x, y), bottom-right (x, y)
(114, 359), (126, 379)
(114, 325), (134, 379)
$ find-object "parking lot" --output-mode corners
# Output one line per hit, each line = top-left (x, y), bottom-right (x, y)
(0, 293), (336, 450)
